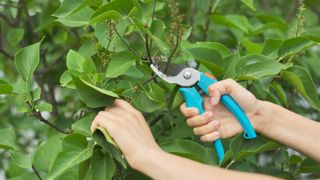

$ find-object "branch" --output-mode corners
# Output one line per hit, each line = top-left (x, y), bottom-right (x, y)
(32, 165), (42, 180)
(0, 13), (15, 26)
(114, 27), (137, 55)
(149, 0), (157, 49)
(0, 48), (14, 59)
(203, 0), (215, 41)
(27, 102), (72, 134)
(145, 34), (153, 64)
(150, 114), (165, 126)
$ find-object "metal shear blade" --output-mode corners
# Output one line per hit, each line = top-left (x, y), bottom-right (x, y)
(150, 62), (200, 87)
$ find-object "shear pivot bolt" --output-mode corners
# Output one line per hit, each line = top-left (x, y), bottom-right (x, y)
(183, 71), (192, 79)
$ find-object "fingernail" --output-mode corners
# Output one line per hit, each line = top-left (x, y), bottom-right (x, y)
(208, 112), (213, 119)
(213, 120), (220, 126)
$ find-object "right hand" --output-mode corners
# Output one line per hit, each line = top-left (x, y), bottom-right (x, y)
(180, 79), (263, 142)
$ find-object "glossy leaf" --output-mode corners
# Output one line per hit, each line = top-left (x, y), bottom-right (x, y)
(278, 36), (316, 59)
(14, 40), (41, 81)
(211, 14), (252, 34)
(106, 51), (136, 78)
(234, 54), (284, 80)
(91, 147), (115, 180)
(48, 134), (94, 180)
(92, 127), (127, 168)
(90, 0), (134, 24)
(33, 134), (64, 172)
(72, 115), (94, 137)
(282, 65), (320, 110)
(72, 76), (118, 108)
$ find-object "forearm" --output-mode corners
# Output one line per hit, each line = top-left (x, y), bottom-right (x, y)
(134, 149), (276, 180)
(255, 101), (320, 161)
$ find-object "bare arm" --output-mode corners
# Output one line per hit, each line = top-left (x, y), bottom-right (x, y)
(91, 99), (277, 180)
(257, 101), (320, 162)
(180, 79), (320, 162)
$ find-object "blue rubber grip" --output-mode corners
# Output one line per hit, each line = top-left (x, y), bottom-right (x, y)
(197, 73), (257, 139)
(179, 87), (225, 164)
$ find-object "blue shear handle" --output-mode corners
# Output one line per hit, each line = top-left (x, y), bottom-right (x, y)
(197, 73), (257, 139)
(179, 87), (225, 164)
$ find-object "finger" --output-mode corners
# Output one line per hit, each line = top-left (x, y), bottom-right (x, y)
(207, 79), (238, 105)
(193, 120), (220, 135)
(114, 99), (143, 119)
(186, 112), (212, 127)
(200, 131), (221, 142)
(180, 103), (199, 118)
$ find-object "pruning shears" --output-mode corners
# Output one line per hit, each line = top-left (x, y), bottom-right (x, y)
(150, 60), (257, 164)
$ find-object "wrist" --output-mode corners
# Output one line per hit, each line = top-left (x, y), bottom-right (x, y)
(251, 100), (273, 135)
(131, 147), (166, 172)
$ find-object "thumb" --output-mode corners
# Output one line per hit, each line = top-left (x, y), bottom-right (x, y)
(207, 78), (238, 105)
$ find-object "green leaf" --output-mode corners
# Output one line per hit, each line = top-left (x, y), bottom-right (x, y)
(33, 134), (64, 172)
(72, 115), (94, 137)
(261, 39), (283, 58)
(242, 38), (262, 54)
(160, 139), (217, 165)
(90, 0), (134, 24)
(211, 14), (252, 35)
(282, 65), (320, 110)
(234, 54), (284, 80)
(66, 50), (86, 73)
(10, 150), (32, 169)
(57, 7), (93, 27)
(53, 0), (85, 18)
(92, 127), (127, 168)
(0, 128), (17, 150)
(278, 36), (316, 59)
(298, 158), (320, 173)
(72, 76), (118, 108)
(182, 42), (225, 76)
(7, 28), (24, 46)
(48, 134), (94, 180)
(0, 80), (13, 94)
(106, 51), (136, 78)
(91, 147), (115, 180)
(35, 102), (52, 112)
(150, 20), (170, 54)
(230, 134), (280, 160)
(14, 40), (42, 81)
(240, 0), (256, 11)
(131, 90), (165, 113)
(271, 82), (288, 108)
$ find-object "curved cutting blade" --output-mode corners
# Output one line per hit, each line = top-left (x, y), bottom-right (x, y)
(150, 61), (200, 87)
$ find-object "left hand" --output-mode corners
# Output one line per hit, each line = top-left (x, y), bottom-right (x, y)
(91, 99), (161, 169)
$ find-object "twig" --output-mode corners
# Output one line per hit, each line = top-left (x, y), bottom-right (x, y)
(150, 114), (165, 126)
(114, 27), (137, 55)
(0, 13), (15, 26)
(27, 102), (71, 134)
(41, 49), (59, 117)
(0, 22), (14, 59)
(149, 0), (157, 49)
(145, 34), (153, 64)
(142, 74), (157, 85)
(203, 0), (215, 41)
(32, 165), (42, 180)
(0, 48), (13, 59)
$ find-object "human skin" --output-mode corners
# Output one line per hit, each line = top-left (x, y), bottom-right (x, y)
(91, 79), (320, 179)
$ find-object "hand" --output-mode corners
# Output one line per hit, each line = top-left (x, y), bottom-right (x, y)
(180, 79), (263, 142)
(91, 99), (161, 169)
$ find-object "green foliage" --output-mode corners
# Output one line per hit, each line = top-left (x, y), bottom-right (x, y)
(1, 0), (320, 179)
